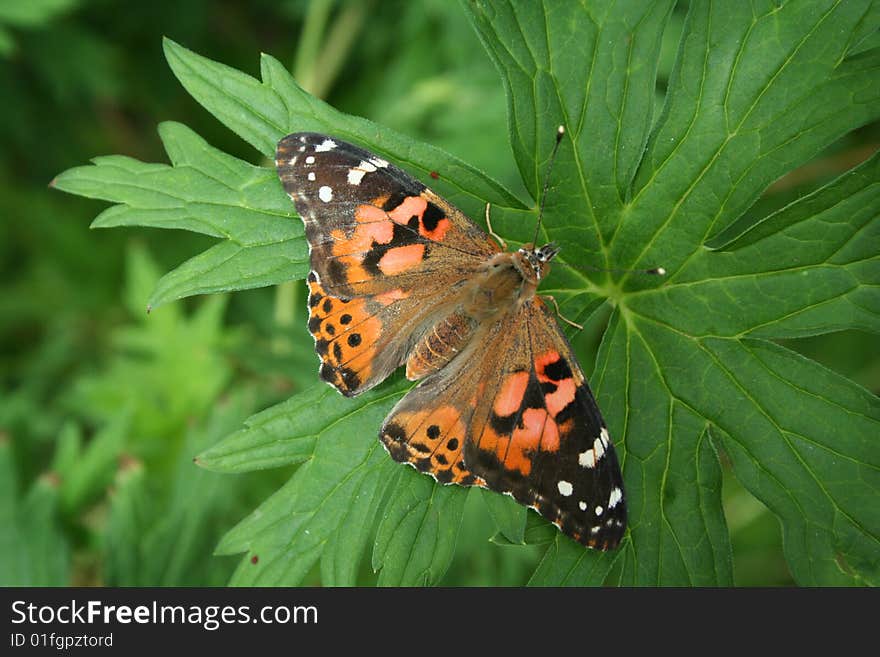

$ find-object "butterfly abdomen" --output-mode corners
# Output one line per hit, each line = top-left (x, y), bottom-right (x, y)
(406, 310), (478, 381)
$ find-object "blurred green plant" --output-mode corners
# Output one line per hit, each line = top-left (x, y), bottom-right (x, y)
(5, 0), (879, 587)
(0, 0), (79, 57)
(1, 240), (270, 585)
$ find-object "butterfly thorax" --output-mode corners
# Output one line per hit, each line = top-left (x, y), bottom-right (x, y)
(404, 243), (560, 381)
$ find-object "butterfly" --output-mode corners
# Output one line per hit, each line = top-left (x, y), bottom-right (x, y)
(275, 131), (626, 549)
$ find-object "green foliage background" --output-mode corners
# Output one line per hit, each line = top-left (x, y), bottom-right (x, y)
(2, 0), (878, 586)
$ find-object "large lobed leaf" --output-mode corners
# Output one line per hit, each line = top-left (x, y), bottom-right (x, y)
(54, 0), (880, 585)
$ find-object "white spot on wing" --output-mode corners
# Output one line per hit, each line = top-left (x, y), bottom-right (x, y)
(578, 501), (587, 511)
(369, 157), (388, 168)
(315, 139), (336, 152)
(579, 429), (609, 468)
(593, 435), (606, 460)
(578, 448), (596, 469)
(608, 487), (623, 509)
(307, 172), (316, 181)
(288, 156), (297, 165)
(347, 160), (378, 186)
(595, 505), (604, 516)
(557, 480), (573, 497)
(318, 186), (333, 202)
(305, 155), (315, 164)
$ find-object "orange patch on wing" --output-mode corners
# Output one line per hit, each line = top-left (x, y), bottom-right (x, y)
(390, 405), (473, 484)
(378, 244), (426, 275)
(534, 350), (577, 417)
(420, 217), (451, 241)
(307, 280), (380, 393)
(375, 288), (409, 306)
(545, 379), (576, 416)
(355, 203), (388, 225)
(494, 371), (529, 416)
(386, 196), (427, 225)
(482, 407), (561, 477)
(534, 351), (562, 380)
(477, 428), (510, 465)
(508, 409), (554, 474)
(329, 205), (394, 258)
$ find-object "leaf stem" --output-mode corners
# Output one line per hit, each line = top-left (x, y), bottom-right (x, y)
(293, 0), (334, 93)
(308, 1), (371, 100)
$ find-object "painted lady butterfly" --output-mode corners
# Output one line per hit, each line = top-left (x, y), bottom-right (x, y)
(275, 131), (626, 549)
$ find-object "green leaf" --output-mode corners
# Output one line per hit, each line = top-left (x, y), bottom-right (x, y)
(480, 487), (527, 545)
(52, 122), (306, 308)
(616, 0), (880, 276)
(162, 37), (527, 213)
(103, 458), (150, 585)
(58, 411), (129, 514)
(104, 391), (261, 586)
(0, 440), (69, 586)
(468, 0), (674, 222)
(373, 469), (469, 586)
(195, 385), (330, 473)
(466, 0), (879, 586)
(214, 380), (409, 586)
(632, 152), (880, 339)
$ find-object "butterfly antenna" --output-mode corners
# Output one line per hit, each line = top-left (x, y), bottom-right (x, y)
(556, 261), (667, 277)
(531, 126), (666, 279)
(532, 125), (566, 247)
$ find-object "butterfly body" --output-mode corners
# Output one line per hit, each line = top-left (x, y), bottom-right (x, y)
(276, 132), (626, 549)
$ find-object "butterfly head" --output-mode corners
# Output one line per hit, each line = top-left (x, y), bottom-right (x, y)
(516, 242), (560, 284)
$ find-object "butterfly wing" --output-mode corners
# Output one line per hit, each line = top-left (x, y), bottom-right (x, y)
(276, 133), (500, 396)
(380, 297), (626, 550)
(276, 133), (499, 298)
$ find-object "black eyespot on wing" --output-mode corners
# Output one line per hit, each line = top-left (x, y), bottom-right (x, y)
(543, 357), (573, 382)
(422, 202), (444, 231)
(383, 421), (406, 443)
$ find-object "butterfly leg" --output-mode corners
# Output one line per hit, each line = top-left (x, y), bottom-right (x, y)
(484, 203), (507, 250)
(541, 295), (583, 330)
